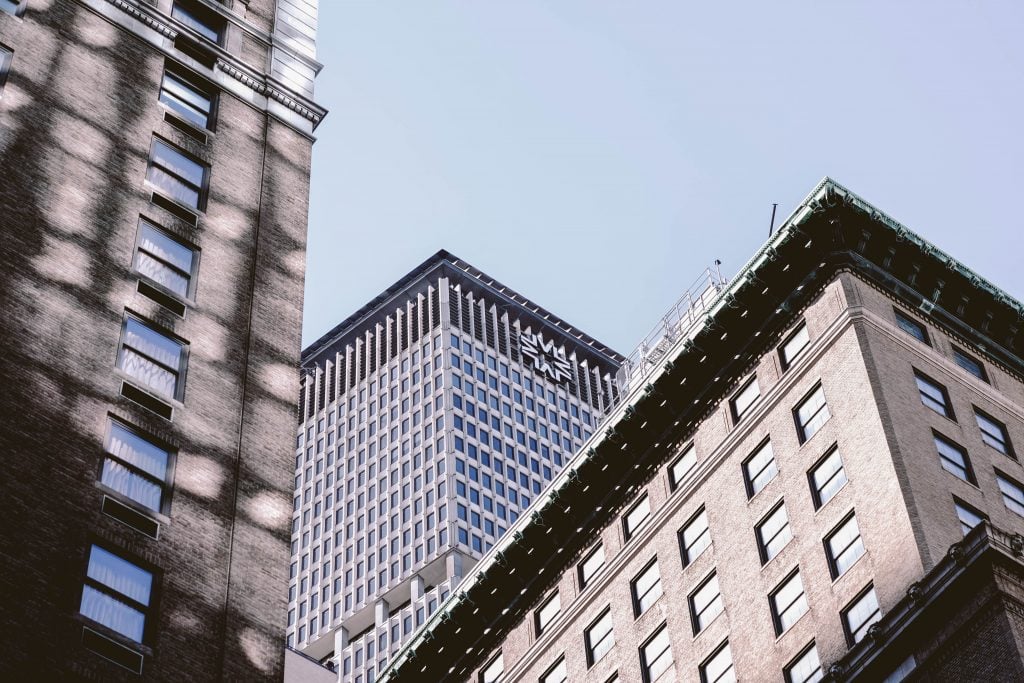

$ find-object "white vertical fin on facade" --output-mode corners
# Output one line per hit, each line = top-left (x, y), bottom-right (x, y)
(273, 0), (319, 98)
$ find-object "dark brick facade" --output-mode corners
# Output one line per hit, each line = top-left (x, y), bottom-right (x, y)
(0, 0), (321, 679)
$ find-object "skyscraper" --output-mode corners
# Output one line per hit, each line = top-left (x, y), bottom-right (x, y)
(0, 0), (324, 678)
(290, 250), (625, 680)
(381, 179), (1024, 682)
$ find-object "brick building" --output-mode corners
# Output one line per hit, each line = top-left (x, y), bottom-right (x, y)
(0, 0), (324, 678)
(380, 179), (1024, 682)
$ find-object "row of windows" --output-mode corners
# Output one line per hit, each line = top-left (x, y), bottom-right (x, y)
(914, 370), (1015, 457)
(895, 308), (993, 385)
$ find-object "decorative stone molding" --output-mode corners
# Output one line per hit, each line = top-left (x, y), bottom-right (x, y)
(216, 60), (324, 126)
(106, 0), (178, 39)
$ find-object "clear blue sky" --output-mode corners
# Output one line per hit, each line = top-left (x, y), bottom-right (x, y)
(303, 1), (1024, 354)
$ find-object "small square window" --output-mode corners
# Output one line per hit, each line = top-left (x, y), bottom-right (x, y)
(639, 625), (674, 683)
(134, 218), (198, 299)
(117, 314), (187, 400)
(147, 137), (209, 210)
(0, 0), (25, 18)
(808, 446), (847, 509)
(952, 347), (987, 382)
(996, 471), (1024, 518)
(623, 493), (651, 541)
(743, 438), (777, 498)
(80, 544), (155, 643)
(894, 309), (929, 345)
(540, 656), (567, 683)
(770, 570), (808, 635)
(630, 558), (663, 617)
(780, 322), (810, 369)
(578, 543), (605, 589)
(160, 67), (216, 129)
(585, 608), (615, 666)
(679, 507), (711, 566)
(172, 0), (225, 44)
(102, 418), (173, 514)
(785, 643), (823, 683)
(668, 443), (696, 491)
(953, 497), (987, 537)
(699, 641), (734, 683)
(730, 377), (760, 422)
(914, 371), (954, 420)
(795, 384), (830, 443)
(480, 652), (503, 683)
(933, 432), (975, 484)
(824, 512), (865, 579)
(975, 409), (1014, 457)
(842, 584), (881, 645)
(756, 502), (792, 564)
(689, 571), (723, 634)
(534, 591), (560, 636)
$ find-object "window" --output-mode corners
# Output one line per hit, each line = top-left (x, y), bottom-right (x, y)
(159, 68), (215, 129)
(639, 625), (674, 683)
(631, 558), (663, 616)
(117, 315), (187, 400)
(743, 439), (777, 497)
(480, 652), (503, 683)
(933, 433), (975, 484)
(172, 0), (225, 44)
(842, 585), (881, 645)
(680, 507), (711, 566)
(669, 443), (696, 490)
(0, 1), (25, 18)
(952, 347), (987, 382)
(134, 218), (198, 299)
(996, 471), (1024, 517)
(578, 544), (605, 588)
(976, 409), (1014, 457)
(146, 137), (208, 209)
(0, 44), (11, 95)
(825, 513), (865, 578)
(534, 591), (560, 635)
(785, 643), (823, 683)
(689, 571), (724, 634)
(780, 323), (810, 369)
(756, 502), (792, 564)
(623, 493), (651, 540)
(894, 310), (929, 344)
(80, 545), (154, 643)
(540, 656), (567, 683)
(915, 372), (954, 419)
(770, 570), (808, 635)
(730, 377), (760, 421)
(953, 497), (987, 536)
(585, 608), (615, 666)
(795, 385), (830, 443)
(809, 446), (847, 509)
(102, 419), (172, 514)
(700, 641), (735, 683)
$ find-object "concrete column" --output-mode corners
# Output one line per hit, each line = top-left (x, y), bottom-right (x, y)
(411, 574), (425, 602)
(446, 551), (464, 587)
(375, 598), (390, 627)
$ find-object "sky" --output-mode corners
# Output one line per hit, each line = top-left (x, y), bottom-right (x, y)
(302, 1), (1024, 354)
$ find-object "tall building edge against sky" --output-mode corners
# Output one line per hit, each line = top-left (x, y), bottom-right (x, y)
(0, 0), (324, 679)
(382, 179), (1024, 682)
(289, 250), (625, 677)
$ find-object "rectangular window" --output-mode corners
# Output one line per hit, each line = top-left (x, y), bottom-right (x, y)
(953, 497), (987, 536)
(578, 543), (605, 588)
(640, 625), (674, 683)
(809, 446), (847, 509)
(117, 315), (187, 400)
(631, 558), (663, 616)
(689, 571), (724, 634)
(0, 44), (11, 95)
(0, 1), (25, 18)
(770, 570), (808, 635)
(80, 545), (154, 643)
(700, 641), (734, 683)
(730, 377), (760, 422)
(976, 409), (1014, 457)
(585, 608), (615, 666)
(743, 438), (777, 497)
(680, 507), (711, 566)
(102, 419), (172, 514)
(623, 493), (651, 540)
(159, 68), (215, 129)
(996, 471), (1024, 517)
(172, 0), (225, 44)
(795, 385), (831, 443)
(535, 591), (560, 635)
(894, 309), (929, 344)
(842, 585), (881, 645)
(540, 656), (567, 683)
(134, 218), (197, 299)
(146, 137), (208, 209)
(785, 643), (823, 683)
(669, 443), (696, 491)
(915, 371), (954, 419)
(953, 347), (987, 382)
(480, 652), (503, 683)
(934, 433), (975, 484)
(825, 513), (865, 578)
(780, 322), (810, 369)
(756, 502), (792, 564)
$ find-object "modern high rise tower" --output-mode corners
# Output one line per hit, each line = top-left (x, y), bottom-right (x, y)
(0, 0), (324, 678)
(290, 250), (626, 680)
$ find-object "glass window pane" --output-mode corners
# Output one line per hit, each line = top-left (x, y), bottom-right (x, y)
(682, 509), (711, 563)
(101, 459), (163, 511)
(732, 378), (760, 419)
(124, 318), (181, 369)
(788, 645), (823, 683)
(625, 495), (651, 537)
(172, 2), (222, 42)
(643, 628), (673, 682)
(140, 221), (194, 273)
(812, 449), (847, 507)
(782, 324), (810, 365)
(152, 140), (204, 187)
(81, 585), (146, 642)
(703, 643), (734, 683)
(106, 421), (169, 480)
(160, 72), (212, 128)
(147, 165), (200, 207)
(87, 546), (153, 606)
(670, 444), (696, 488)
(745, 440), (777, 496)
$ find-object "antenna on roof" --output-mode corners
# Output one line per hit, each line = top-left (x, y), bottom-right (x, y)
(769, 203), (779, 236)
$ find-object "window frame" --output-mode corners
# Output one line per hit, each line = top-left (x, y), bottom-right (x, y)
(995, 470), (1024, 518)
(894, 309), (929, 345)
(630, 557), (663, 617)
(539, 655), (567, 683)
(769, 568), (809, 636)
(742, 437), (777, 498)
(146, 136), (210, 211)
(794, 383), (831, 443)
(584, 607), (615, 667)
(808, 445), (847, 510)
(953, 496), (987, 537)
(133, 216), (200, 301)
(933, 431), (976, 485)
(99, 417), (176, 517)
(841, 584), (881, 646)
(171, 0), (226, 45)
(688, 570), (724, 635)
(679, 506), (712, 566)
(479, 651), (504, 683)
(730, 376), (760, 422)
(578, 543), (605, 589)
(159, 65), (218, 131)
(824, 512), (865, 579)
(0, 0), (26, 18)
(0, 42), (12, 95)
(975, 408), (1014, 458)
(534, 590), (560, 636)
(79, 543), (158, 645)
(779, 321), (811, 370)
(116, 313), (189, 402)
(668, 442), (696, 491)
(784, 642), (823, 683)
(756, 501), (792, 565)
(914, 370), (955, 420)
(639, 624), (674, 683)
(699, 640), (734, 683)
(623, 493), (651, 541)
(952, 346), (988, 382)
